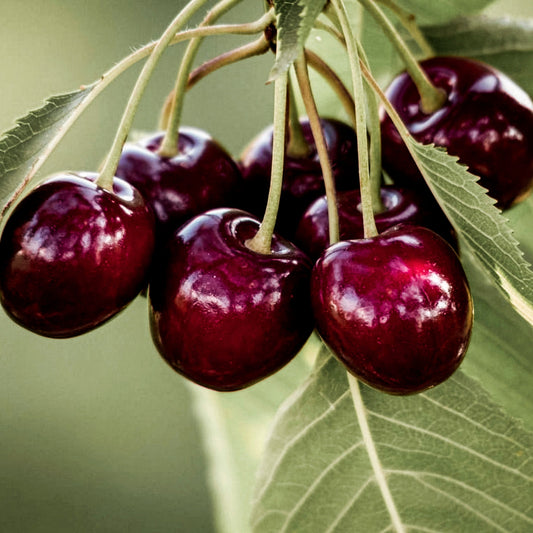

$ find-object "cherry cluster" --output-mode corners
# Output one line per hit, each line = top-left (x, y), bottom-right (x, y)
(1, 53), (532, 395)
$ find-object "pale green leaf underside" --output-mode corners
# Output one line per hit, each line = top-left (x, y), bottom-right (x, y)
(460, 249), (533, 429)
(251, 351), (533, 532)
(0, 85), (95, 216)
(405, 140), (533, 326)
(270, 0), (328, 80)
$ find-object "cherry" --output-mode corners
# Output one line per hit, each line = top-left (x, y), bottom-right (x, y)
(295, 185), (457, 260)
(381, 56), (533, 209)
(149, 208), (314, 391)
(0, 173), (155, 338)
(115, 127), (242, 243)
(311, 225), (473, 394)
(238, 117), (359, 238)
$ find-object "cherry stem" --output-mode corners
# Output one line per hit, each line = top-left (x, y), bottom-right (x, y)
(97, 0), (211, 191)
(304, 48), (356, 126)
(357, 0), (445, 114)
(246, 72), (288, 255)
(294, 53), (340, 246)
(331, 0), (378, 239)
(160, 34), (271, 130)
(158, 0), (244, 157)
(2, 19), (280, 220)
(316, 14), (383, 214)
(376, 0), (434, 57)
(286, 80), (312, 159)
(359, 59), (410, 139)
(188, 35), (270, 89)
(357, 41), (385, 214)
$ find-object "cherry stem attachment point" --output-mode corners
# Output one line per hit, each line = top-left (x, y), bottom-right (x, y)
(158, 0), (244, 158)
(294, 52), (340, 246)
(358, 0), (445, 114)
(97, 0), (211, 191)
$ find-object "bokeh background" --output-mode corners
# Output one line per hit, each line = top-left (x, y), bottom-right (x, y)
(1, 1), (532, 531)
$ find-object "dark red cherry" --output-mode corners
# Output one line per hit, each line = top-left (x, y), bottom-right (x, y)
(238, 117), (359, 238)
(295, 186), (457, 260)
(115, 127), (242, 242)
(311, 225), (473, 394)
(0, 173), (155, 338)
(381, 56), (533, 209)
(149, 208), (314, 391)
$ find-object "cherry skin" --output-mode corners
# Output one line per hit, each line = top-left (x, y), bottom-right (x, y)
(381, 56), (533, 209)
(295, 185), (457, 260)
(149, 208), (314, 391)
(0, 173), (155, 338)
(238, 117), (359, 238)
(115, 127), (242, 243)
(311, 225), (473, 394)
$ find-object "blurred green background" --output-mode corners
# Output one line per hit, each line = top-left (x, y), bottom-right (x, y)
(1, 1), (533, 532)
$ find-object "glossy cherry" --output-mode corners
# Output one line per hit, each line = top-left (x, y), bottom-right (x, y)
(149, 208), (314, 391)
(311, 225), (473, 394)
(381, 56), (533, 209)
(295, 185), (457, 260)
(238, 117), (359, 238)
(115, 127), (242, 242)
(0, 173), (155, 338)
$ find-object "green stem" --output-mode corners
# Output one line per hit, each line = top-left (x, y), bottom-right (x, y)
(160, 34), (271, 129)
(332, 0), (377, 239)
(158, 0), (244, 157)
(97, 0), (211, 190)
(376, 0), (434, 57)
(294, 53), (340, 246)
(359, 59), (410, 139)
(246, 72), (288, 255)
(304, 48), (356, 127)
(286, 80), (312, 159)
(356, 0), (365, 40)
(2, 20), (277, 219)
(188, 35), (270, 89)
(357, 0), (445, 114)
(357, 42), (384, 214)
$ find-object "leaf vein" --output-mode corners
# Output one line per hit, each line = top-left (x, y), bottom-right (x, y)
(367, 411), (533, 482)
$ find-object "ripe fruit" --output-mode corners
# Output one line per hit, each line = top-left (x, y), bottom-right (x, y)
(238, 117), (359, 237)
(381, 56), (533, 209)
(295, 185), (457, 260)
(0, 173), (155, 338)
(149, 208), (314, 391)
(115, 127), (242, 242)
(311, 225), (473, 394)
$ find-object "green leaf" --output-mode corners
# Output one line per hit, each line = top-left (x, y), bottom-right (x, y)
(405, 139), (533, 327)
(461, 249), (533, 430)
(419, 16), (533, 96)
(251, 351), (533, 532)
(0, 84), (96, 217)
(270, 0), (328, 80)
(191, 334), (321, 533)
